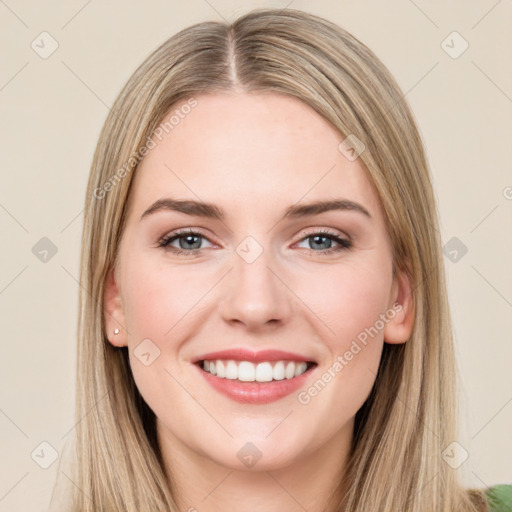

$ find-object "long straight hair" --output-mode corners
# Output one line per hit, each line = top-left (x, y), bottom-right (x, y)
(62, 8), (485, 511)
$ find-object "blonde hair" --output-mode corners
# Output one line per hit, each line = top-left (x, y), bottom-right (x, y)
(64, 8), (485, 511)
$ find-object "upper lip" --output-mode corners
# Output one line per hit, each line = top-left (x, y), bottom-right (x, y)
(192, 348), (315, 364)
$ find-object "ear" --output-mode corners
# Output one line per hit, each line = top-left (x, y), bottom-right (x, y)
(103, 266), (128, 347)
(383, 267), (415, 344)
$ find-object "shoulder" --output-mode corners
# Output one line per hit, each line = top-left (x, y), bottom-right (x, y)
(484, 485), (512, 512)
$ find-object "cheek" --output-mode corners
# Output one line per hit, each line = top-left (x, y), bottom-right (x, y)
(295, 261), (392, 405)
(298, 260), (392, 349)
(120, 259), (201, 417)
(121, 259), (207, 341)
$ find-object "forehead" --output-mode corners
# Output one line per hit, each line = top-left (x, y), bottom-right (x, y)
(129, 92), (383, 224)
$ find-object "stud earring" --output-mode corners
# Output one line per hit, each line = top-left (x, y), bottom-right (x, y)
(114, 328), (120, 335)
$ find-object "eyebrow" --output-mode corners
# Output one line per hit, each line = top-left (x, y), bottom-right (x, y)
(140, 197), (372, 222)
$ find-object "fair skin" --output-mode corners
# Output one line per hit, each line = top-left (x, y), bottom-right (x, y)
(104, 92), (414, 512)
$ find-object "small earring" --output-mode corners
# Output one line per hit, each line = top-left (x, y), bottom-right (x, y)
(114, 328), (120, 335)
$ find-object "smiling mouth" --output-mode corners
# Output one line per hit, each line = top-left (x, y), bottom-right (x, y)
(195, 359), (317, 383)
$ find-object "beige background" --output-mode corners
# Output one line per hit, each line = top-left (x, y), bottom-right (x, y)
(1, 0), (511, 510)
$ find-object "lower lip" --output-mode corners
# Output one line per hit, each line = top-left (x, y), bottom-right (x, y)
(194, 363), (316, 404)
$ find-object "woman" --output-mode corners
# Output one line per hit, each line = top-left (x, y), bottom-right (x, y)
(50, 7), (510, 511)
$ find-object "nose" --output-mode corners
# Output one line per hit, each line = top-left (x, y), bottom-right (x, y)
(219, 245), (293, 332)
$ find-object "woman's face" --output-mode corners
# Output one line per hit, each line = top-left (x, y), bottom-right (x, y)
(104, 92), (413, 472)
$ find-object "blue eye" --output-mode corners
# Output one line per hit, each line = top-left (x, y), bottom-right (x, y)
(158, 230), (212, 255)
(296, 231), (352, 254)
(158, 229), (352, 256)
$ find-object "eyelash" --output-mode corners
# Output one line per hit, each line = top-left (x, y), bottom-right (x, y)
(157, 228), (353, 256)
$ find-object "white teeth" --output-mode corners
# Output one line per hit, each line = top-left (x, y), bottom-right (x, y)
(273, 361), (285, 380)
(285, 361), (295, 379)
(238, 361), (255, 382)
(295, 362), (307, 377)
(201, 359), (311, 382)
(225, 360), (238, 380)
(255, 362), (273, 382)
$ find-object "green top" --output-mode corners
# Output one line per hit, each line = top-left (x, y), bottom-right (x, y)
(486, 485), (512, 512)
